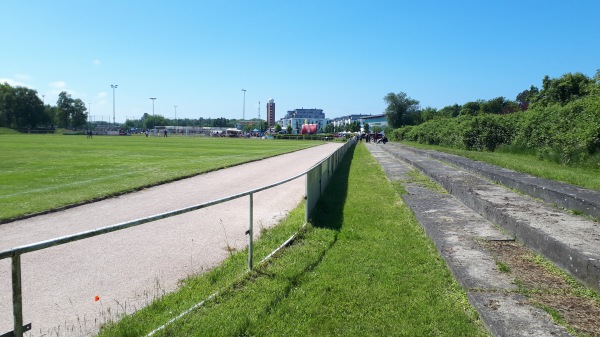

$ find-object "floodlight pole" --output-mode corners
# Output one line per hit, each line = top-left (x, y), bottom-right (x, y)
(241, 89), (246, 120)
(174, 105), (177, 134)
(150, 98), (157, 116)
(111, 84), (118, 125)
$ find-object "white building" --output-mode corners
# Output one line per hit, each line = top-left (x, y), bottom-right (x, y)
(278, 108), (328, 134)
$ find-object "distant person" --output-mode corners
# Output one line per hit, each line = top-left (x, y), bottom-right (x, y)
(163, 130), (168, 137)
(145, 130), (149, 137)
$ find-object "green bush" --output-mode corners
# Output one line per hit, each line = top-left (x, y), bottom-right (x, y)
(392, 94), (600, 166)
(514, 95), (600, 165)
(462, 114), (515, 151)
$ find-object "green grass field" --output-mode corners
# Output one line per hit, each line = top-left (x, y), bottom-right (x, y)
(96, 144), (488, 337)
(6, 132), (596, 336)
(0, 133), (318, 222)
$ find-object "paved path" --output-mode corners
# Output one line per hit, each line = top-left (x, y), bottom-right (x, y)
(0, 142), (342, 337)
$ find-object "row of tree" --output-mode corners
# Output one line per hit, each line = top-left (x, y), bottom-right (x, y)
(385, 71), (600, 166)
(0, 83), (273, 132)
(384, 71), (599, 129)
(123, 114), (269, 132)
(0, 83), (88, 129)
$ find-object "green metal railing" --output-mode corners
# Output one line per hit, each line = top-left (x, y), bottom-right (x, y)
(0, 140), (354, 337)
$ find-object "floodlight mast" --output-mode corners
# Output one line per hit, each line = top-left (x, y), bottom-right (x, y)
(241, 89), (246, 120)
(174, 105), (177, 134)
(111, 84), (118, 125)
(150, 98), (157, 116)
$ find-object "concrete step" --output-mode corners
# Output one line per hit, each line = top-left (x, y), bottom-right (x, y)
(367, 145), (573, 337)
(377, 143), (600, 294)
(399, 145), (600, 221)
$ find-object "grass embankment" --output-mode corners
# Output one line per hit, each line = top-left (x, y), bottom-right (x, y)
(97, 144), (488, 337)
(0, 134), (317, 222)
(398, 141), (600, 192)
(0, 127), (20, 135)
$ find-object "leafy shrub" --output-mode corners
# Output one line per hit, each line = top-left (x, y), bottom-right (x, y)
(462, 114), (515, 151)
(514, 95), (600, 165)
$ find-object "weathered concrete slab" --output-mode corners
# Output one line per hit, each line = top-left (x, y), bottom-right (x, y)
(404, 189), (515, 290)
(467, 292), (571, 337)
(366, 144), (572, 336)
(377, 143), (600, 294)
(399, 144), (600, 221)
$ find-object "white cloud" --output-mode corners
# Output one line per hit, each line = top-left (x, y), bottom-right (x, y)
(47, 80), (81, 97)
(15, 74), (31, 81)
(49, 81), (66, 89)
(0, 78), (32, 88)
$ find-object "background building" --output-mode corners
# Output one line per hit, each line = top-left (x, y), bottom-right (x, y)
(329, 114), (371, 130)
(359, 114), (388, 132)
(278, 108), (327, 134)
(266, 98), (276, 128)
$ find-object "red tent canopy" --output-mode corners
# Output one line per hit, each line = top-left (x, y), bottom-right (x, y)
(300, 124), (317, 134)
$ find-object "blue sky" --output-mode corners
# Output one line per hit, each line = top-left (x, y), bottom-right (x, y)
(1, 1), (598, 122)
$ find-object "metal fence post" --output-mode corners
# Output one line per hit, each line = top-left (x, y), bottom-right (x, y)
(0, 142), (356, 335)
(248, 192), (254, 270)
(12, 254), (23, 337)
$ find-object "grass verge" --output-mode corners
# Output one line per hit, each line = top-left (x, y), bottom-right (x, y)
(97, 143), (488, 337)
(398, 141), (600, 192)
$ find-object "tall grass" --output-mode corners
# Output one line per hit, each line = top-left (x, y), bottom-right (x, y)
(97, 144), (488, 337)
(0, 134), (317, 221)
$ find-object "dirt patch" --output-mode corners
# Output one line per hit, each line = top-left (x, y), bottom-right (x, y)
(486, 241), (600, 336)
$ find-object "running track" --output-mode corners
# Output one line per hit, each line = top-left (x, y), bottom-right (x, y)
(0, 142), (342, 337)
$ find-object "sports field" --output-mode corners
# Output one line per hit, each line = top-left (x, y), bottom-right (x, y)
(0, 133), (319, 222)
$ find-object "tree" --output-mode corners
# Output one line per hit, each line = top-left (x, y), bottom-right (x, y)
(591, 69), (600, 96)
(363, 123), (369, 133)
(144, 114), (166, 129)
(212, 117), (228, 127)
(420, 107), (439, 122)
(259, 120), (267, 132)
(0, 83), (45, 128)
(286, 125), (292, 134)
(480, 97), (518, 115)
(56, 91), (87, 128)
(460, 101), (482, 116)
(383, 92), (420, 128)
(13, 86), (45, 128)
(516, 85), (539, 111)
(439, 104), (461, 118)
(324, 123), (334, 134)
(71, 98), (87, 127)
(0, 83), (14, 127)
(532, 72), (593, 107)
(274, 123), (282, 133)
